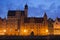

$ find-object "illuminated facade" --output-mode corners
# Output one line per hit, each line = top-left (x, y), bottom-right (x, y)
(53, 18), (60, 35)
(0, 4), (60, 36)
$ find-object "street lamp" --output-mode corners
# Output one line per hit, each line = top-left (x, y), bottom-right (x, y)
(24, 29), (27, 32)
(3, 29), (6, 32)
(46, 29), (48, 33)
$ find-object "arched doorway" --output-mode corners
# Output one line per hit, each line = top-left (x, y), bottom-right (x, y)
(30, 31), (34, 36)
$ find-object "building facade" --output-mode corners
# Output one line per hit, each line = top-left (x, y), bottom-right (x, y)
(53, 17), (60, 35)
(0, 4), (60, 36)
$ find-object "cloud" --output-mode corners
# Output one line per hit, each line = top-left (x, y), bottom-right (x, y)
(28, 5), (46, 17)
(45, 2), (60, 19)
(0, 0), (60, 19)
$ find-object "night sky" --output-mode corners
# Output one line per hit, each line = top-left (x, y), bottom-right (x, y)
(0, 0), (60, 19)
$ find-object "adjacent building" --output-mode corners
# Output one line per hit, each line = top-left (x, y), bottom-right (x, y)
(53, 17), (60, 35)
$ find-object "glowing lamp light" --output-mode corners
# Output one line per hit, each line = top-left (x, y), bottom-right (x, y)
(24, 29), (27, 32)
(46, 29), (48, 32)
(3, 29), (6, 32)
(0, 29), (6, 35)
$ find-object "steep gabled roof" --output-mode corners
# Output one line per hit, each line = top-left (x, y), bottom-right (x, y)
(48, 18), (54, 23)
(8, 10), (16, 16)
(8, 10), (25, 16)
(24, 17), (44, 23)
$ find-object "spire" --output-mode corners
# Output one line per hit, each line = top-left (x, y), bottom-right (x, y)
(24, 3), (28, 17)
(44, 12), (47, 20)
(25, 3), (28, 9)
(44, 12), (47, 17)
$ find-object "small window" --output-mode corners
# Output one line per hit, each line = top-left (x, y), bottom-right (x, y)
(56, 23), (58, 24)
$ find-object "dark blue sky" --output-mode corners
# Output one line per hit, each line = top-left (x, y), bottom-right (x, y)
(0, 0), (60, 19)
